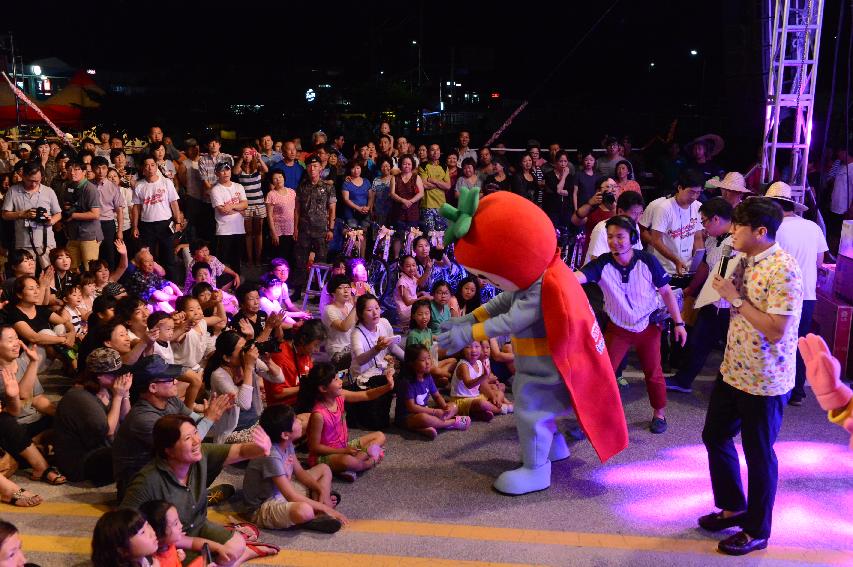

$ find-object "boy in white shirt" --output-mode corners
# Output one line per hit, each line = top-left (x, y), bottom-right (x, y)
(210, 162), (247, 270)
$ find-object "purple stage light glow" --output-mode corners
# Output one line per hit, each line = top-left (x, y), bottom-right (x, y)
(597, 442), (853, 548)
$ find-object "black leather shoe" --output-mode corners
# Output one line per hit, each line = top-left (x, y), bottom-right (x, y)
(717, 531), (768, 556)
(697, 510), (745, 531)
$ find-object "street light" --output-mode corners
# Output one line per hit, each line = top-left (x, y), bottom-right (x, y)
(690, 49), (699, 56)
(31, 65), (41, 76)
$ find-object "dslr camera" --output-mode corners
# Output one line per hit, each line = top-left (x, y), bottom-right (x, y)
(242, 339), (282, 355)
(31, 206), (51, 224)
(601, 191), (616, 206)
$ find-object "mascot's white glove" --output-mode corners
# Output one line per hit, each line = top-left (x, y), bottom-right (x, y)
(438, 320), (474, 354)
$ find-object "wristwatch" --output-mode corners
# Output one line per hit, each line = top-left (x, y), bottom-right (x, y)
(731, 297), (744, 308)
(674, 322), (686, 327)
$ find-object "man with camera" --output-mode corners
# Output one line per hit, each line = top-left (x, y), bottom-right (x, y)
(1, 161), (62, 268)
(58, 159), (103, 270)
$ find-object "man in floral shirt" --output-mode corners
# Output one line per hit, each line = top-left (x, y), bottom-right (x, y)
(699, 197), (803, 556)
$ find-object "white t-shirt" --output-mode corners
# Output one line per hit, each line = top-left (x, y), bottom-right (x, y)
(210, 182), (247, 235)
(646, 197), (702, 275)
(775, 215), (829, 301)
(451, 359), (484, 398)
(132, 175), (179, 222)
(322, 303), (353, 356)
(173, 319), (211, 370)
(831, 162), (853, 214)
(350, 319), (404, 382)
(584, 218), (644, 265)
(153, 341), (175, 364)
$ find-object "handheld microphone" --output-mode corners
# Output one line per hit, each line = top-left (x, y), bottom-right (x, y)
(717, 244), (733, 277)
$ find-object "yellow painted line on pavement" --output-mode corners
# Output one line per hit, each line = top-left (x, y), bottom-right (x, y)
(7, 502), (853, 565)
(18, 534), (539, 567)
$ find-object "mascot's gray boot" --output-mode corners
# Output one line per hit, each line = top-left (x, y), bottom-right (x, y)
(548, 431), (571, 462)
(493, 461), (552, 495)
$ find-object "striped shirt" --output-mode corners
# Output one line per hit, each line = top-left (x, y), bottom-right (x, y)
(234, 170), (265, 207)
(581, 250), (671, 333)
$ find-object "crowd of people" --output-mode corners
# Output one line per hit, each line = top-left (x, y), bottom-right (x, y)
(0, 121), (848, 563)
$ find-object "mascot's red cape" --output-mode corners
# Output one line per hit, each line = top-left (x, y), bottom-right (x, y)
(452, 191), (628, 462)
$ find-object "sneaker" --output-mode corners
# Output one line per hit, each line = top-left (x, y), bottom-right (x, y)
(650, 417), (668, 434)
(500, 403), (514, 415)
(665, 377), (692, 393)
(447, 416), (471, 431)
(616, 376), (630, 389)
(788, 395), (804, 406)
(207, 484), (235, 506)
(302, 515), (343, 533)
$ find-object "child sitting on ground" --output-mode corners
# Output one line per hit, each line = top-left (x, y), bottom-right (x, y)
(187, 262), (239, 314)
(242, 405), (348, 533)
(394, 255), (426, 333)
(450, 340), (503, 421)
(147, 311), (204, 410)
(258, 272), (311, 321)
(139, 499), (227, 566)
(297, 362), (391, 482)
(479, 340), (512, 414)
(395, 344), (469, 439)
(406, 299), (456, 387)
(183, 239), (241, 293)
(78, 271), (97, 314)
(428, 280), (452, 334)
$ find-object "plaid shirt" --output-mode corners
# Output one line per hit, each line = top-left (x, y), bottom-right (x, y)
(198, 152), (234, 186)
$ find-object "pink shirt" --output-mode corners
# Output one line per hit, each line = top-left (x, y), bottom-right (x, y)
(266, 188), (296, 236)
(308, 396), (348, 466)
(394, 273), (419, 329)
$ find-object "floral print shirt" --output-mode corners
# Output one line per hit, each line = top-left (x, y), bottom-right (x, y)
(721, 243), (803, 396)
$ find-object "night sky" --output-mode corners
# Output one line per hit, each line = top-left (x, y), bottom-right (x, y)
(4, 0), (847, 167)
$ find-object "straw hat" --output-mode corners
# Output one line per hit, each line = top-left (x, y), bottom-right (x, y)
(707, 172), (751, 193)
(765, 181), (808, 212)
(686, 134), (725, 158)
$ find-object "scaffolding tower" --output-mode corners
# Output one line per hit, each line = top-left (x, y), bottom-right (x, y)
(760, 0), (825, 204)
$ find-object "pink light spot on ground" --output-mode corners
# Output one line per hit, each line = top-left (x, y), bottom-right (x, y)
(597, 442), (853, 548)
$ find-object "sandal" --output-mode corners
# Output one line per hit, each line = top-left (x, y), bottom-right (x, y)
(7, 488), (42, 507)
(330, 491), (342, 508)
(30, 466), (66, 485)
(448, 416), (471, 431)
(245, 542), (280, 560)
(225, 517), (259, 542)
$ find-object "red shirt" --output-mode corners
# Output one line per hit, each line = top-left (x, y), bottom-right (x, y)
(267, 341), (312, 406)
(582, 207), (614, 260)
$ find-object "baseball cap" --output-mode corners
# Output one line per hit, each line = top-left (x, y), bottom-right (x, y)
(101, 281), (126, 298)
(214, 161), (232, 173)
(132, 355), (183, 388)
(19, 143), (31, 152)
(86, 347), (133, 375)
(304, 155), (321, 166)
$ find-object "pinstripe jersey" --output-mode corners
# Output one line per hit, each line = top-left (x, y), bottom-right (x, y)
(581, 250), (670, 332)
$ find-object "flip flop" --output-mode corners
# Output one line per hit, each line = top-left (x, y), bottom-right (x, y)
(245, 542), (280, 559)
(225, 517), (260, 542)
(330, 491), (342, 508)
(30, 466), (66, 485)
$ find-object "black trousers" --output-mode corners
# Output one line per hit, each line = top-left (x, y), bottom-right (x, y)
(185, 196), (215, 242)
(99, 220), (118, 270)
(216, 234), (244, 271)
(791, 299), (816, 400)
(139, 220), (176, 275)
(0, 412), (33, 457)
(702, 377), (788, 539)
(671, 306), (730, 388)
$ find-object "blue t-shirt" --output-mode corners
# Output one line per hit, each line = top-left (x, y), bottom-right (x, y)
(271, 161), (305, 190)
(395, 375), (438, 423)
(342, 178), (370, 220)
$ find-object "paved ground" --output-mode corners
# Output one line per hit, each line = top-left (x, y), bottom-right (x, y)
(4, 348), (853, 566)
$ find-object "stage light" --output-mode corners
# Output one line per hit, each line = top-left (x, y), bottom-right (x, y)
(31, 65), (41, 76)
(305, 88), (316, 102)
(690, 49), (699, 56)
(411, 40), (417, 45)
(86, 69), (96, 75)
(650, 62), (656, 68)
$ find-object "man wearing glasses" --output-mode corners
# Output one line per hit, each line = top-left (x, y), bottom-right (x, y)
(667, 197), (735, 393)
(1, 161), (62, 268)
(112, 355), (233, 500)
